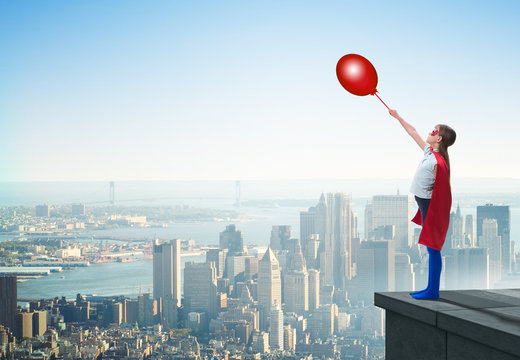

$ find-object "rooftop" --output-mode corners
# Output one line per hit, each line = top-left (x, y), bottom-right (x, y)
(375, 289), (520, 360)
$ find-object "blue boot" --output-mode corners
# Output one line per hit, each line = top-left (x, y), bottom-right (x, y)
(412, 247), (442, 300)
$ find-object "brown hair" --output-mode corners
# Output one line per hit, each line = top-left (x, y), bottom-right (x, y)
(436, 124), (456, 179)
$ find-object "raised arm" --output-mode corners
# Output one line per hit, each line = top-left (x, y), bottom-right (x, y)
(389, 109), (426, 150)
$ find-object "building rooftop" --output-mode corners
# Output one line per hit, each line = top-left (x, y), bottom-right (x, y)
(375, 289), (520, 359)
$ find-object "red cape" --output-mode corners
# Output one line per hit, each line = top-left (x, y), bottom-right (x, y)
(411, 146), (452, 251)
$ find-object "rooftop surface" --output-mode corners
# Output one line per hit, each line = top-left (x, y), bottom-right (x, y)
(375, 289), (520, 359)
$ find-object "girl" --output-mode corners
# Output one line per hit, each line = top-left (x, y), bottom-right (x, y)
(389, 109), (456, 300)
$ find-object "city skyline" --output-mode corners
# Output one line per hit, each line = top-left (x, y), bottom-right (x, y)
(1, 1), (520, 181)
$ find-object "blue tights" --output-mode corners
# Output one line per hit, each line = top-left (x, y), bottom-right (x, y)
(409, 196), (442, 300)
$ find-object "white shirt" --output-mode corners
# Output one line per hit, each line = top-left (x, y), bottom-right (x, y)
(410, 144), (438, 199)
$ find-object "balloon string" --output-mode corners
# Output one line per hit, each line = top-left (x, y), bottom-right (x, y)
(373, 92), (390, 110)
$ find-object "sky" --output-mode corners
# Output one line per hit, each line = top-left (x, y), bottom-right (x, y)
(1, 0), (520, 182)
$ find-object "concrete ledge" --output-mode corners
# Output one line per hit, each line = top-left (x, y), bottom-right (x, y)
(375, 289), (520, 359)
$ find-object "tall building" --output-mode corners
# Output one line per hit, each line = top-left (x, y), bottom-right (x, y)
(206, 248), (228, 278)
(308, 269), (320, 311)
(35, 204), (50, 217)
(258, 248), (281, 327)
(269, 303), (283, 351)
(479, 218), (501, 286)
(270, 225), (292, 251)
(0, 276), (17, 333)
(220, 225), (244, 255)
(356, 240), (395, 302)
(283, 240), (308, 314)
(477, 204), (511, 279)
(366, 195), (412, 251)
(465, 214), (475, 247)
(153, 239), (181, 307)
(451, 205), (465, 248)
(71, 203), (86, 216)
(184, 262), (218, 320)
(394, 253), (415, 291)
(322, 193), (352, 289)
(445, 248), (489, 290)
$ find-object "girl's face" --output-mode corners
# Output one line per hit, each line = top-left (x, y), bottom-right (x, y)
(427, 125), (442, 146)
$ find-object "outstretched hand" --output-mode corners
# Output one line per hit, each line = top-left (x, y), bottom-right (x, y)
(389, 109), (400, 119)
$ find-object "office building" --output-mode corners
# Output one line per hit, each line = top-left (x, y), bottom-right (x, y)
(270, 225), (292, 251)
(0, 276), (17, 333)
(445, 248), (489, 290)
(153, 239), (181, 307)
(269, 303), (283, 351)
(477, 204), (511, 278)
(366, 194), (412, 251)
(479, 218), (501, 286)
(184, 262), (218, 319)
(219, 224), (244, 255)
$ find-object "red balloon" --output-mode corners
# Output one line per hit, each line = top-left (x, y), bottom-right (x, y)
(336, 54), (378, 96)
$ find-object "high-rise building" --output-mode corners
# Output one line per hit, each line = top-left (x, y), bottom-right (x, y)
(219, 225), (244, 255)
(322, 193), (352, 289)
(308, 304), (337, 340)
(16, 312), (33, 339)
(258, 247), (281, 328)
(451, 205), (465, 248)
(283, 240), (308, 314)
(270, 225), (292, 251)
(479, 218), (501, 286)
(206, 248), (228, 278)
(35, 204), (50, 217)
(366, 195), (412, 251)
(394, 253), (415, 291)
(308, 269), (320, 311)
(32, 310), (47, 336)
(153, 239), (181, 307)
(477, 204), (511, 279)
(0, 276), (17, 333)
(71, 203), (86, 216)
(465, 214), (475, 247)
(445, 248), (489, 290)
(269, 303), (283, 351)
(283, 325), (296, 351)
(355, 240), (395, 302)
(184, 262), (218, 319)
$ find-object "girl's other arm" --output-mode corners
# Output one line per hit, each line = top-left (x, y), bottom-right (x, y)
(389, 109), (426, 150)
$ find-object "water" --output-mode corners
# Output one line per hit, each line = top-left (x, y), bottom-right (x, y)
(3, 180), (520, 300)
(18, 255), (205, 300)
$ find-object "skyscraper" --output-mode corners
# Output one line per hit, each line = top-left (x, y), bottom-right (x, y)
(269, 303), (283, 351)
(270, 225), (292, 251)
(184, 262), (218, 319)
(219, 224), (244, 255)
(367, 194), (412, 251)
(0, 276), (17, 333)
(356, 240), (395, 302)
(308, 269), (320, 311)
(258, 247), (281, 327)
(283, 240), (308, 314)
(322, 193), (352, 289)
(445, 248), (489, 290)
(479, 218), (501, 286)
(465, 214), (475, 247)
(477, 204), (511, 278)
(451, 205), (465, 248)
(153, 239), (181, 307)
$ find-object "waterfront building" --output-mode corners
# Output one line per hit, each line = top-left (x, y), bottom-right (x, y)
(0, 276), (17, 333)
(206, 248), (227, 278)
(219, 225), (244, 255)
(153, 239), (181, 307)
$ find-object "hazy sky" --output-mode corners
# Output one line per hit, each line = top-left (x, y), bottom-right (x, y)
(1, 0), (519, 182)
